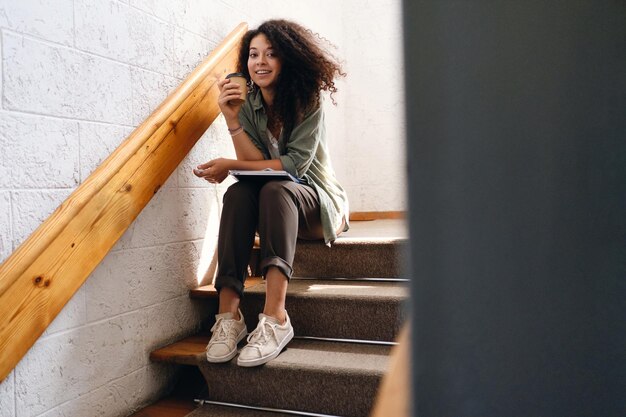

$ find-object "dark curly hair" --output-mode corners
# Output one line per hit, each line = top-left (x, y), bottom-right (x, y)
(237, 19), (345, 137)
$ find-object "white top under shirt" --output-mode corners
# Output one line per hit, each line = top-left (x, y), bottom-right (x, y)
(266, 128), (281, 159)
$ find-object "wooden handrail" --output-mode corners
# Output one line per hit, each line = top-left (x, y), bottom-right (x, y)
(0, 22), (248, 382)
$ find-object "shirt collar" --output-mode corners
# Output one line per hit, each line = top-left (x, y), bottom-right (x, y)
(249, 88), (265, 111)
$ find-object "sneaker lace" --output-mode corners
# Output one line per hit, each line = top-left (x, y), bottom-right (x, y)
(246, 317), (278, 349)
(210, 317), (234, 344)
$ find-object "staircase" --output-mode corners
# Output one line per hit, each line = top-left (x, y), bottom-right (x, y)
(141, 219), (408, 417)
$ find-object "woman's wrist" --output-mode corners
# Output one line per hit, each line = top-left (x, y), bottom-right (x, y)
(228, 126), (244, 137)
(224, 116), (240, 131)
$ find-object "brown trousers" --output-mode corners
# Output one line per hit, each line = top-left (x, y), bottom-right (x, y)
(214, 179), (324, 297)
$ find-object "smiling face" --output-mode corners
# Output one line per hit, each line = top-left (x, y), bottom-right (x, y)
(247, 33), (282, 99)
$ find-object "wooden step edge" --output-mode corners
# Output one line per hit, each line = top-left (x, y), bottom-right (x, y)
(129, 396), (196, 417)
(349, 211), (406, 221)
(190, 276), (264, 298)
(191, 277), (409, 301)
(150, 334), (393, 368)
(150, 335), (210, 365)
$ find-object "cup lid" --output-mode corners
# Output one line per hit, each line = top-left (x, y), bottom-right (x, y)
(226, 72), (245, 79)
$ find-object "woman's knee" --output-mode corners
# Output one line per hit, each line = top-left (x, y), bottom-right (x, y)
(259, 181), (295, 204)
(223, 181), (258, 206)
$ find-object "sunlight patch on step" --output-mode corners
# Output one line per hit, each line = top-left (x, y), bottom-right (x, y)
(307, 284), (375, 291)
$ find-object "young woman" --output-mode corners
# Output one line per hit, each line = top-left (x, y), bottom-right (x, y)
(194, 19), (349, 367)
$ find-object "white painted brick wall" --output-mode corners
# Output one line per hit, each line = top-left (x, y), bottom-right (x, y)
(12, 189), (75, 244)
(0, 112), (79, 188)
(3, 32), (134, 124)
(85, 241), (203, 322)
(0, 1), (404, 415)
(78, 122), (133, 182)
(75, 1), (176, 76)
(0, 0), (74, 46)
(338, 0), (406, 212)
(37, 365), (177, 417)
(130, 68), (179, 126)
(42, 288), (87, 337)
(173, 27), (216, 79)
(0, 370), (13, 417)
(0, 191), (12, 263)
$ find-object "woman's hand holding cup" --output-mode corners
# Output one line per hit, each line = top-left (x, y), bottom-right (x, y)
(218, 73), (247, 122)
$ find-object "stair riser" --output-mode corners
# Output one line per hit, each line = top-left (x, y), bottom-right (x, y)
(187, 404), (296, 417)
(241, 295), (406, 342)
(198, 364), (383, 417)
(294, 241), (406, 278)
(250, 241), (406, 278)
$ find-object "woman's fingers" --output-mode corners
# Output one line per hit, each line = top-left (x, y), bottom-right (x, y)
(194, 160), (215, 179)
(202, 171), (226, 184)
(219, 81), (239, 94)
(218, 91), (243, 117)
(218, 80), (241, 104)
(217, 78), (229, 92)
(218, 87), (242, 102)
(196, 161), (212, 170)
(195, 158), (231, 184)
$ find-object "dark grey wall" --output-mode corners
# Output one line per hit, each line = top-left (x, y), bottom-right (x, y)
(403, 2), (625, 416)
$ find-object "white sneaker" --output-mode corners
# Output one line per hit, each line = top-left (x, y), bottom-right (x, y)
(237, 311), (294, 367)
(206, 309), (247, 363)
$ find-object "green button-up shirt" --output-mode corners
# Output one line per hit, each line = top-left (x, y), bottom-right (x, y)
(239, 89), (349, 243)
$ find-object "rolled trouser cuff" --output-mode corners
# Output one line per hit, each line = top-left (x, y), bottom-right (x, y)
(260, 256), (293, 280)
(214, 275), (245, 298)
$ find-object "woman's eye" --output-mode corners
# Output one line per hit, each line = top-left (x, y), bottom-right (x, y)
(249, 53), (257, 58)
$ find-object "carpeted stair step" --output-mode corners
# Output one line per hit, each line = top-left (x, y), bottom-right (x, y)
(249, 237), (407, 279)
(247, 220), (407, 279)
(242, 278), (407, 342)
(151, 336), (390, 417)
(191, 278), (408, 342)
(293, 237), (406, 278)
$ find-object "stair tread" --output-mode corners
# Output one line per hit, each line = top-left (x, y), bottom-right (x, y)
(249, 338), (390, 374)
(150, 335), (208, 365)
(246, 278), (408, 300)
(191, 277), (263, 299)
(191, 279), (407, 342)
(151, 335), (391, 374)
(305, 236), (407, 245)
(341, 218), (407, 239)
(196, 338), (389, 417)
(192, 278), (408, 300)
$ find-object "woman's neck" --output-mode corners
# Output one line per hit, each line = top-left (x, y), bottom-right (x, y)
(260, 87), (275, 107)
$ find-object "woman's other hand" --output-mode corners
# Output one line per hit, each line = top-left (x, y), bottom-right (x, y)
(194, 158), (233, 184)
(217, 78), (244, 122)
